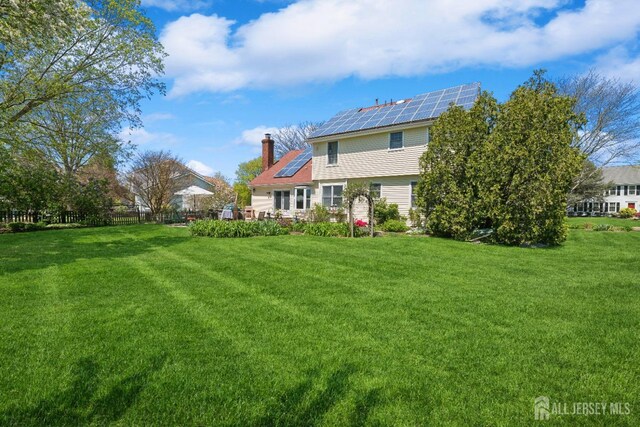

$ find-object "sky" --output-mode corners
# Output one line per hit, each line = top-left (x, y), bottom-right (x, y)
(126, 0), (640, 179)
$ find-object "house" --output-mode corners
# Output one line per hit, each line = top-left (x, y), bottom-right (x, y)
(134, 167), (231, 212)
(571, 165), (640, 215)
(249, 83), (480, 219)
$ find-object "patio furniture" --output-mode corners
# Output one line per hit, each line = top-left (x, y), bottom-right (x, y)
(257, 211), (265, 221)
(244, 206), (255, 220)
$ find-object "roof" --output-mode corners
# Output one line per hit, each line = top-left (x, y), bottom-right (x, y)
(250, 149), (312, 187)
(602, 165), (640, 184)
(309, 82), (480, 139)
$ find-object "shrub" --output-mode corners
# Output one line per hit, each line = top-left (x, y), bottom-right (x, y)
(619, 207), (637, 219)
(332, 209), (347, 223)
(8, 222), (26, 232)
(46, 223), (86, 230)
(309, 204), (331, 223)
(303, 222), (350, 237)
(567, 222), (583, 229)
(408, 208), (422, 228)
(583, 222), (593, 230)
(189, 220), (288, 238)
(374, 198), (400, 225)
(354, 219), (368, 227)
(24, 222), (47, 232)
(289, 221), (306, 233)
(593, 224), (613, 232)
(381, 219), (409, 232)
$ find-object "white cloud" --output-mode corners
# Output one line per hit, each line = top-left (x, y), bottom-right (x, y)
(234, 125), (279, 147)
(594, 46), (640, 82)
(144, 112), (175, 123)
(119, 128), (179, 147)
(187, 159), (215, 176)
(141, 0), (212, 12)
(160, 0), (640, 96)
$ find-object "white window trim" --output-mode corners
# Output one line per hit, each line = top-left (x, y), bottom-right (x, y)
(294, 186), (312, 210)
(321, 183), (345, 208)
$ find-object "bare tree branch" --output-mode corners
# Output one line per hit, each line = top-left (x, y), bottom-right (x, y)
(126, 150), (188, 217)
(272, 121), (323, 158)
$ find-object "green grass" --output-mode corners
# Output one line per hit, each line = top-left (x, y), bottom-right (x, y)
(566, 216), (638, 226)
(1, 225), (638, 425)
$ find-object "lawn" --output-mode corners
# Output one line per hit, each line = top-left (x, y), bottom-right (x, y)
(0, 225), (638, 425)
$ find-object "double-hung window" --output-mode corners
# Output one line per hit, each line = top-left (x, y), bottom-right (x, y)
(322, 185), (343, 207)
(295, 188), (312, 210)
(389, 132), (403, 149)
(370, 183), (381, 199)
(327, 141), (338, 165)
(274, 190), (290, 211)
(629, 185), (637, 196)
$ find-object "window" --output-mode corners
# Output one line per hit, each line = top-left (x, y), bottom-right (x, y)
(295, 187), (312, 210)
(410, 181), (417, 207)
(370, 183), (381, 199)
(327, 141), (338, 165)
(629, 185), (636, 196)
(389, 132), (403, 149)
(608, 187), (617, 196)
(274, 190), (290, 210)
(322, 185), (343, 207)
(425, 127), (430, 145)
(609, 202), (619, 213)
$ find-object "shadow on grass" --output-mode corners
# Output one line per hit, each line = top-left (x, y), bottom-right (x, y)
(256, 365), (380, 427)
(0, 227), (187, 275)
(0, 354), (166, 426)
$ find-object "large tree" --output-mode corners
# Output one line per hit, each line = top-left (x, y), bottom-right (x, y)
(557, 70), (640, 199)
(234, 157), (262, 207)
(481, 72), (584, 245)
(0, 0), (165, 142)
(127, 150), (187, 217)
(18, 93), (130, 176)
(557, 69), (640, 166)
(415, 92), (498, 239)
(272, 121), (322, 158)
(417, 71), (583, 245)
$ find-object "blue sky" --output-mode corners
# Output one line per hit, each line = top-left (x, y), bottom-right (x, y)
(128, 0), (640, 179)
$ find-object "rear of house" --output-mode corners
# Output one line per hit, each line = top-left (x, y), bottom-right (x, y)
(250, 83), (480, 221)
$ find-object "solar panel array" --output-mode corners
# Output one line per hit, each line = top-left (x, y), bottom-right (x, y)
(274, 145), (312, 178)
(310, 83), (480, 139)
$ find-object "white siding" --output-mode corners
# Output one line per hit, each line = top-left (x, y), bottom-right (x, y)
(251, 188), (275, 214)
(312, 125), (429, 181)
(347, 176), (418, 220)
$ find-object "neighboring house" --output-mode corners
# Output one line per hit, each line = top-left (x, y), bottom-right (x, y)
(250, 83), (480, 219)
(134, 168), (229, 212)
(571, 165), (640, 215)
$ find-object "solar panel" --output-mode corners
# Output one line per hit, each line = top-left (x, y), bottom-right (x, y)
(309, 83), (480, 139)
(273, 146), (312, 178)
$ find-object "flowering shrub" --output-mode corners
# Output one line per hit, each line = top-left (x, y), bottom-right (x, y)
(354, 219), (368, 227)
(619, 207), (636, 219)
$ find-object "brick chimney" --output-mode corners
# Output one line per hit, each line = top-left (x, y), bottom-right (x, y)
(261, 133), (274, 172)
